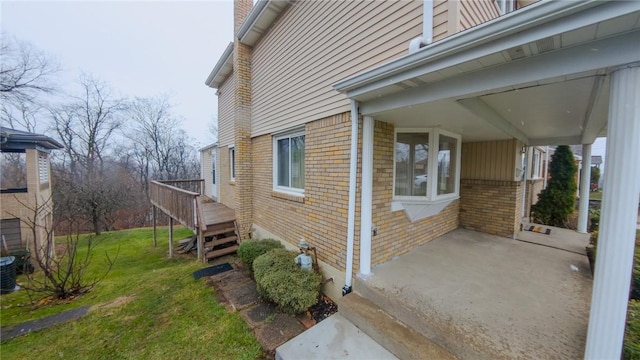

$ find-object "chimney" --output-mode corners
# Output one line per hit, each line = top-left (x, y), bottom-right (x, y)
(234, 0), (253, 35)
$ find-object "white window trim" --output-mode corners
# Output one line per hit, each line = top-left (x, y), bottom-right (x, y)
(392, 128), (461, 218)
(272, 129), (305, 196)
(527, 147), (545, 180)
(229, 145), (235, 182)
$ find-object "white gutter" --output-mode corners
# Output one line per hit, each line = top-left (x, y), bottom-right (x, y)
(409, 0), (433, 53)
(205, 42), (234, 89)
(237, 0), (270, 40)
(237, 0), (290, 46)
(343, 100), (359, 295)
(334, 0), (637, 95)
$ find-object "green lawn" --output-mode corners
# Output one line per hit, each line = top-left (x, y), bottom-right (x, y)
(0, 227), (262, 359)
(590, 191), (603, 200)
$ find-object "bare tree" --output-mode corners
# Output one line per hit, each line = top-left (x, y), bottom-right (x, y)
(10, 195), (117, 303)
(127, 95), (200, 182)
(208, 114), (218, 143)
(0, 34), (59, 106)
(50, 74), (128, 235)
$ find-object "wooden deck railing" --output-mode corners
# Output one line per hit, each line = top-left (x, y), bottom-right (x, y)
(157, 179), (204, 195)
(149, 180), (204, 232)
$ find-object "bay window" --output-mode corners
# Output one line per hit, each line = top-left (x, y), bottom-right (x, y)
(394, 128), (461, 202)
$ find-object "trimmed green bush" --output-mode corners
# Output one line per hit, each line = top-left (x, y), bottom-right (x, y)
(624, 300), (640, 359)
(531, 145), (577, 227)
(237, 239), (284, 273)
(253, 248), (322, 314)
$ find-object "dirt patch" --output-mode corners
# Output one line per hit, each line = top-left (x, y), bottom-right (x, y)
(308, 295), (338, 323)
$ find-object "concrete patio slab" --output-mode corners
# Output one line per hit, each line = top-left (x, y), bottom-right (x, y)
(276, 313), (398, 360)
(517, 222), (590, 254)
(357, 228), (592, 359)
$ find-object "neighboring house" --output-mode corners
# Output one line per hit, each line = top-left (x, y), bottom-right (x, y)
(205, 0), (639, 357)
(522, 145), (548, 218)
(199, 143), (219, 201)
(0, 127), (63, 262)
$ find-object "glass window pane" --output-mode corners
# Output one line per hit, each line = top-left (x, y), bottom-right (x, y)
(1, 152), (27, 190)
(290, 135), (305, 189)
(437, 134), (457, 195)
(230, 148), (235, 179)
(277, 138), (289, 187)
(395, 133), (428, 196)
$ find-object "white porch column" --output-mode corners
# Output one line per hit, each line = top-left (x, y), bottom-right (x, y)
(577, 144), (592, 233)
(585, 64), (640, 359)
(359, 116), (374, 276)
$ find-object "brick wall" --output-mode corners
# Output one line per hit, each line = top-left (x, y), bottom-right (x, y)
(252, 112), (353, 272)
(233, 16), (253, 229)
(459, 179), (522, 238)
(367, 121), (460, 268)
(524, 179), (545, 218)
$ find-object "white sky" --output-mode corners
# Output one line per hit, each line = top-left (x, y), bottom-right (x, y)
(1, 1), (608, 164)
(1, 0), (234, 147)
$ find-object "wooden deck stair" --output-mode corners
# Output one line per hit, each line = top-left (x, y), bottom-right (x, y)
(149, 180), (241, 262)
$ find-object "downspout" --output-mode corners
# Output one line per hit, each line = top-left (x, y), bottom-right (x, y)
(343, 100), (359, 296)
(409, 0), (433, 53)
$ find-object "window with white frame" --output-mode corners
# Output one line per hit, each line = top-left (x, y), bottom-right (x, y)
(273, 131), (305, 194)
(394, 129), (461, 201)
(530, 148), (543, 179)
(229, 146), (235, 181)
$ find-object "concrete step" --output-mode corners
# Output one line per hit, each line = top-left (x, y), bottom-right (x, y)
(340, 292), (456, 360)
(276, 313), (398, 360)
(353, 276), (491, 360)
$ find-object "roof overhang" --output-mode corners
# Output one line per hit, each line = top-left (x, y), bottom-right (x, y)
(237, 0), (290, 46)
(334, 0), (640, 146)
(199, 142), (218, 152)
(0, 126), (64, 152)
(205, 42), (234, 89)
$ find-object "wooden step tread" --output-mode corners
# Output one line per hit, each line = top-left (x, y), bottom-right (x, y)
(206, 236), (238, 247)
(204, 226), (236, 236)
(205, 245), (239, 260)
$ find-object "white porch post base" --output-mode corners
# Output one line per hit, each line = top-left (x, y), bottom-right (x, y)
(585, 64), (640, 359)
(359, 116), (374, 276)
(577, 144), (592, 233)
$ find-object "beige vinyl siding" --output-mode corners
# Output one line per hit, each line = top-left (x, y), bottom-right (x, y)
(217, 72), (235, 147)
(461, 139), (519, 181)
(433, 0), (449, 41)
(252, 1), (422, 137)
(460, 0), (500, 30)
(200, 149), (213, 198)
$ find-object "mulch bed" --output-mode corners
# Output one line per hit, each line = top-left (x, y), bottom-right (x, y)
(309, 295), (338, 323)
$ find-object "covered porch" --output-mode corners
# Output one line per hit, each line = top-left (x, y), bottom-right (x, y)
(335, 0), (640, 357)
(348, 227), (592, 359)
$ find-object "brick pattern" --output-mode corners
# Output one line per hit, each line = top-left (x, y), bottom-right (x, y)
(233, 35), (253, 229)
(234, 0), (252, 34)
(367, 121), (460, 268)
(459, 179), (523, 238)
(524, 179), (544, 218)
(252, 113), (353, 270)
